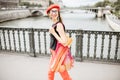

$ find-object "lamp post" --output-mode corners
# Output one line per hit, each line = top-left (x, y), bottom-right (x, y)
(49, 0), (51, 6)
(18, 0), (21, 6)
(49, 0), (54, 6)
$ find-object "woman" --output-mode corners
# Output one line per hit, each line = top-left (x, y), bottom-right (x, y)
(46, 4), (73, 80)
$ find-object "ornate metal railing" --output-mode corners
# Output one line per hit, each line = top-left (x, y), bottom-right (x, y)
(0, 27), (120, 62)
(76, 30), (120, 62)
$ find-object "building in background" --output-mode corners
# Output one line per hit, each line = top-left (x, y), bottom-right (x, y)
(20, 0), (63, 8)
(21, 0), (48, 7)
(0, 0), (19, 8)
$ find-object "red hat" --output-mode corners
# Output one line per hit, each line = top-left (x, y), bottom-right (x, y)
(46, 4), (60, 14)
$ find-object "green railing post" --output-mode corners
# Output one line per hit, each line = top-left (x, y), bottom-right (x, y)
(75, 30), (83, 62)
(0, 30), (2, 50)
(29, 28), (36, 57)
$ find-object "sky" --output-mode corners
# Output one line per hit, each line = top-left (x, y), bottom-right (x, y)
(61, 0), (104, 7)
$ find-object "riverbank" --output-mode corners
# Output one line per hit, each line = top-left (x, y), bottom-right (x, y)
(106, 14), (120, 31)
(0, 9), (31, 23)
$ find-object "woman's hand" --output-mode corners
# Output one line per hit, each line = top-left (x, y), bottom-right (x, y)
(49, 27), (55, 34)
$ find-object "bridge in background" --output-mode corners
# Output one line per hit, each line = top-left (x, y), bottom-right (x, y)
(28, 7), (47, 16)
(28, 7), (113, 18)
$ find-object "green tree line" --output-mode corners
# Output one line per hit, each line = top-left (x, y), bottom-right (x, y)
(20, 2), (42, 7)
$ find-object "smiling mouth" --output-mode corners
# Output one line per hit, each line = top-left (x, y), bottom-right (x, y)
(52, 14), (57, 17)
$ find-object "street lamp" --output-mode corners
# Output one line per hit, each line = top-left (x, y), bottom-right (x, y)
(48, 0), (49, 6)
(18, 0), (21, 6)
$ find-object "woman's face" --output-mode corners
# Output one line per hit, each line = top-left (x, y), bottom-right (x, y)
(49, 8), (59, 20)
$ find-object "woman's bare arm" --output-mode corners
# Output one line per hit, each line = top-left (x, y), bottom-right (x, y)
(49, 23), (67, 45)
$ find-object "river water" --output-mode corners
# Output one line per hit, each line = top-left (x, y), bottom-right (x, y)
(0, 10), (112, 31)
(1, 9), (119, 59)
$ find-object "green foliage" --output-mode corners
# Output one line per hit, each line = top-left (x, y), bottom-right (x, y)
(94, 2), (104, 7)
(114, 0), (120, 5)
(113, 0), (120, 18)
(113, 0), (120, 13)
(115, 5), (120, 11)
(49, 0), (54, 6)
(20, 2), (42, 7)
(104, 0), (111, 6)
(20, 2), (30, 6)
(38, 4), (42, 7)
(94, 0), (111, 7)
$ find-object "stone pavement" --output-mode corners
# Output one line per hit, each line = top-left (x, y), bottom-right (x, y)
(0, 52), (120, 80)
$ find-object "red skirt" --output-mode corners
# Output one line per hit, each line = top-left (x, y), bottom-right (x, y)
(49, 42), (74, 72)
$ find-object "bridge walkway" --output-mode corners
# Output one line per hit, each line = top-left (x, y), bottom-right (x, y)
(0, 52), (120, 80)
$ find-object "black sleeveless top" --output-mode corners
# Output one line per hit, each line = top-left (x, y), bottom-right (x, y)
(50, 22), (65, 50)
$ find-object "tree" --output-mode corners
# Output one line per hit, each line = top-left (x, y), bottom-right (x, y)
(113, 0), (120, 18)
(114, 0), (120, 11)
(103, 0), (110, 6)
(20, 2), (30, 7)
(115, 5), (120, 11)
(38, 4), (42, 7)
(114, 0), (120, 6)
(49, 0), (54, 6)
(94, 0), (111, 7)
(94, 2), (104, 7)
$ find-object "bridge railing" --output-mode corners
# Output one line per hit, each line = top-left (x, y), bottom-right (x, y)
(0, 27), (120, 62)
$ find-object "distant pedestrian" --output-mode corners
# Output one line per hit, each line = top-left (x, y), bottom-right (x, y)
(46, 4), (74, 80)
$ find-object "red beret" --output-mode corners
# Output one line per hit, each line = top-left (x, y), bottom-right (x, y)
(46, 4), (60, 14)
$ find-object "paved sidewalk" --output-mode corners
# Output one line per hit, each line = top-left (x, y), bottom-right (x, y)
(0, 52), (120, 80)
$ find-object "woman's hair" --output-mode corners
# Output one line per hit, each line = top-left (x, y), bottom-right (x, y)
(58, 11), (63, 23)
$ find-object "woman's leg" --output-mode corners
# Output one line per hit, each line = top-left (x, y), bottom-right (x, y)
(59, 70), (72, 80)
(48, 70), (55, 80)
(48, 56), (55, 80)
(48, 49), (55, 80)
